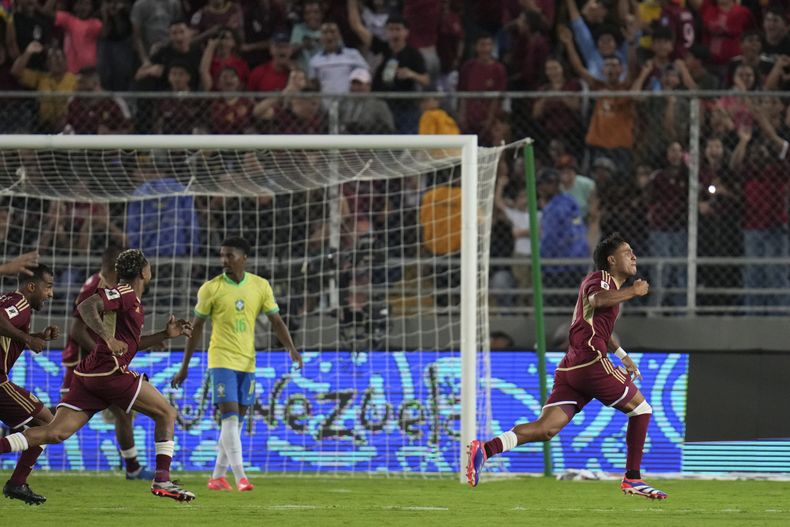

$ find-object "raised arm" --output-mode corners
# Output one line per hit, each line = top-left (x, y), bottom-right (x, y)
(171, 316), (206, 388)
(558, 25), (596, 85)
(199, 37), (218, 91)
(267, 312), (303, 369)
(347, 0), (372, 49)
(0, 251), (39, 276)
(11, 41), (43, 78)
(588, 278), (649, 309)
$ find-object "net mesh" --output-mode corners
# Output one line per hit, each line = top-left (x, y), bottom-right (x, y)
(0, 138), (505, 476)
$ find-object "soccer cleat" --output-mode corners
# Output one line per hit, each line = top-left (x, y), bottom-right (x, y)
(207, 477), (232, 491)
(3, 481), (47, 505)
(620, 478), (668, 500)
(237, 477), (254, 492)
(466, 439), (487, 488)
(151, 480), (196, 502)
(126, 467), (156, 480)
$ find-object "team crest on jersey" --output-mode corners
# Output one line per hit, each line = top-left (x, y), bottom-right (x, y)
(235, 300), (245, 311)
(600, 281), (610, 290)
(105, 288), (121, 300)
(217, 383), (226, 397)
(4, 306), (19, 319)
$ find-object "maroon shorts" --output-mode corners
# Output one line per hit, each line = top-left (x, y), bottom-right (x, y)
(0, 380), (45, 429)
(58, 370), (144, 416)
(61, 365), (76, 395)
(544, 356), (637, 414)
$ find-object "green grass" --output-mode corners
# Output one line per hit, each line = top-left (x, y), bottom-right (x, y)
(3, 472), (790, 527)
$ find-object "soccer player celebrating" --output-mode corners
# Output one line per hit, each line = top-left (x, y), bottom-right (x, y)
(467, 233), (668, 500)
(0, 264), (59, 505)
(61, 246), (154, 481)
(0, 250), (196, 502)
(171, 237), (302, 492)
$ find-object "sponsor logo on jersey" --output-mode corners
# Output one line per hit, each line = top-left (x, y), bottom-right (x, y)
(235, 299), (245, 311)
(4, 306), (19, 319)
(600, 281), (610, 290)
(105, 288), (121, 300)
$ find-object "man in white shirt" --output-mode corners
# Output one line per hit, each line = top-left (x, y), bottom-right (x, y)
(308, 22), (368, 94)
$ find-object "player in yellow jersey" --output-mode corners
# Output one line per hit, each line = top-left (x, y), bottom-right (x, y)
(170, 237), (302, 492)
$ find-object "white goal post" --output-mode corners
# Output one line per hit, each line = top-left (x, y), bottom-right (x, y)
(0, 134), (490, 483)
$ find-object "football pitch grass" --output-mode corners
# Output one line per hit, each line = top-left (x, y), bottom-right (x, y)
(3, 472), (789, 527)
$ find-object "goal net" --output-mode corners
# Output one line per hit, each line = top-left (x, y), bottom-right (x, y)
(0, 135), (506, 480)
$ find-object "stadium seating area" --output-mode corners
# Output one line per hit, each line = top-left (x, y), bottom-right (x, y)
(1, 0), (790, 314)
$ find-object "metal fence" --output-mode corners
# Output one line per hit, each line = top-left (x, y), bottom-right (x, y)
(1, 90), (790, 317)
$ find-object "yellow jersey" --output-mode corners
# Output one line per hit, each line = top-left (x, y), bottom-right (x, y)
(194, 272), (279, 372)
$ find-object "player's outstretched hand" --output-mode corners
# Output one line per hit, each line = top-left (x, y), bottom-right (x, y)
(621, 355), (642, 382)
(107, 337), (128, 356)
(0, 251), (40, 276)
(165, 315), (193, 339)
(171, 368), (188, 389)
(25, 335), (47, 353)
(289, 348), (303, 370)
(632, 279), (649, 297)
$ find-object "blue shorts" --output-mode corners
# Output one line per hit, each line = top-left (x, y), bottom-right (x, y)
(209, 368), (256, 407)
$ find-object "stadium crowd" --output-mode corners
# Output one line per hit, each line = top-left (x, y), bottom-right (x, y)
(1, 0), (790, 312)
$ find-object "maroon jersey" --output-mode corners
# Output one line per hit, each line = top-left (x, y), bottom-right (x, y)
(0, 292), (31, 382)
(75, 283), (144, 376)
(62, 272), (112, 366)
(661, 3), (695, 58)
(565, 271), (620, 367)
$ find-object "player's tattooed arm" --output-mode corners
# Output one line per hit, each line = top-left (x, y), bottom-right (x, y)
(78, 294), (127, 355)
(589, 279), (649, 309)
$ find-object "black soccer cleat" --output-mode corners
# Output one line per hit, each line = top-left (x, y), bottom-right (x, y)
(3, 480), (47, 505)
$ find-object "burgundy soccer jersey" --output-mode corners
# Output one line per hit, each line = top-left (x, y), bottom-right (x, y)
(0, 292), (31, 382)
(62, 272), (111, 366)
(565, 271), (620, 367)
(76, 283), (144, 376)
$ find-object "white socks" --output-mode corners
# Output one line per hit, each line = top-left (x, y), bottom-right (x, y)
(120, 446), (138, 460)
(212, 418), (244, 480)
(218, 415), (246, 483)
(6, 432), (29, 452)
(498, 430), (518, 453)
(155, 440), (174, 457)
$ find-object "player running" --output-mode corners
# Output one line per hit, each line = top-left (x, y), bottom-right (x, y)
(61, 246), (154, 480)
(0, 264), (59, 505)
(467, 233), (668, 500)
(0, 250), (196, 502)
(171, 237), (302, 492)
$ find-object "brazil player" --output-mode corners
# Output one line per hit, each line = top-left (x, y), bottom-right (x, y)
(0, 250), (196, 502)
(0, 264), (59, 505)
(467, 233), (668, 499)
(62, 246), (153, 480)
(171, 237), (302, 492)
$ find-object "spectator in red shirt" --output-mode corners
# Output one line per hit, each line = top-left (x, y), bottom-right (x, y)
(731, 105), (790, 310)
(647, 141), (689, 308)
(504, 10), (551, 90)
(435, 0), (464, 93)
(210, 66), (255, 133)
(701, 0), (756, 66)
(531, 56), (582, 146)
(247, 31), (292, 92)
(458, 34), (507, 138)
(403, 0), (441, 83)
(55, 0), (103, 73)
(65, 67), (132, 134)
(157, 62), (208, 134)
(199, 26), (250, 90)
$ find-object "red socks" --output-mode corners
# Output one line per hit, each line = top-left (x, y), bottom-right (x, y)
(154, 454), (172, 483)
(625, 413), (651, 477)
(483, 438), (503, 458)
(9, 447), (44, 486)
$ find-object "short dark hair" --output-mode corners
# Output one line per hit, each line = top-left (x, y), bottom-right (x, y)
(688, 44), (710, 63)
(595, 24), (622, 45)
(221, 237), (251, 256)
(18, 264), (53, 287)
(593, 232), (628, 271)
(115, 249), (148, 281)
(651, 25), (673, 42)
(385, 14), (408, 28)
(602, 54), (622, 64)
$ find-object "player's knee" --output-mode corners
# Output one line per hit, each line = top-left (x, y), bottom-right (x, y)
(626, 400), (653, 417)
(539, 426), (560, 442)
